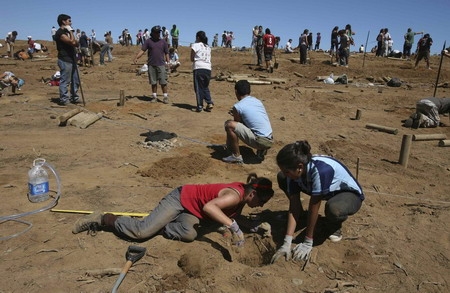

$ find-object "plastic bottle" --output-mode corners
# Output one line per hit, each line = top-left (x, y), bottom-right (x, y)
(28, 158), (50, 203)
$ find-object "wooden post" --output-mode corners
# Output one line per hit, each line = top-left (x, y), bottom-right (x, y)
(366, 123), (398, 135)
(58, 108), (83, 126)
(356, 157), (360, 181)
(412, 134), (447, 141)
(118, 90), (125, 106)
(399, 134), (413, 168)
(355, 109), (362, 120)
(438, 140), (450, 147)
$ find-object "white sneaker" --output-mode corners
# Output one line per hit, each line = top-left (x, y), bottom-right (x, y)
(328, 229), (343, 242)
(222, 154), (243, 164)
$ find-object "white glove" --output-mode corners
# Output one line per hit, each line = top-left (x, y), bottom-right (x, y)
(228, 220), (244, 247)
(271, 235), (292, 263)
(292, 237), (313, 261)
(64, 25), (74, 32)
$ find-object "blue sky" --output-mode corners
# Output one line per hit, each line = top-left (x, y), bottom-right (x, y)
(1, 0), (449, 53)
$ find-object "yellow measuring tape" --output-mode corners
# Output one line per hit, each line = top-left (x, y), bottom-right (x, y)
(50, 209), (149, 217)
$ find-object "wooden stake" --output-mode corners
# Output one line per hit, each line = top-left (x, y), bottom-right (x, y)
(366, 123), (398, 135)
(438, 140), (450, 147)
(412, 134), (447, 141)
(118, 90), (125, 106)
(433, 41), (446, 97)
(356, 157), (360, 180)
(399, 134), (413, 168)
(355, 109), (362, 120)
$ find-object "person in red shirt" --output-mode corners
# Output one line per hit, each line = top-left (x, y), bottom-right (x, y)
(72, 174), (274, 247)
(263, 28), (275, 73)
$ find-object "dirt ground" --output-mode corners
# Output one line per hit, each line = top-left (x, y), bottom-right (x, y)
(0, 41), (449, 293)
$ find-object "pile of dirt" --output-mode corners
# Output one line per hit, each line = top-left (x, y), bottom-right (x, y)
(138, 152), (211, 180)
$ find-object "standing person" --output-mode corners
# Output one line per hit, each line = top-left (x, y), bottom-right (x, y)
(5, 31), (18, 58)
(314, 32), (321, 50)
(263, 28), (275, 73)
(95, 40), (111, 65)
(136, 30), (143, 46)
(143, 29), (150, 43)
(72, 174), (274, 247)
(376, 29), (384, 57)
(345, 24), (355, 46)
(299, 29), (309, 64)
(388, 37), (394, 55)
(79, 31), (91, 67)
(403, 28), (423, 60)
(212, 33), (219, 47)
(222, 80), (273, 164)
(271, 141), (364, 263)
(162, 26), (170, 44)
(415, 34), (433, 69)
(105, 32), (113, 62)
(134, 25), (170, 104)
(55, 14), (81, 106)
(221, 31), (227, 47)
(255, 26), (264, 66)
(330, 26), (339, 62)
(383, 28), (391, 57)
(251, 26), (258, 48)
(170, 24), (179, 49)
(191, 31), (213, 112)
(307, 33), (313, 51)
(338, 29), (350, 67)
(91, 29), (96, 42)
(51, 26), (57, 42)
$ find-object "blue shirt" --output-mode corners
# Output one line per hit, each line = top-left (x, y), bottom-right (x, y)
(288, 155), (364, 200)
(234, 96), (272, 138)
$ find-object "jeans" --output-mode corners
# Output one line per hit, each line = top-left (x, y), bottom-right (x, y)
(100, 44), (110, 64)
(403, 43), (412, 57)
(58, 59), (79, 103)
(107, 46), (113, 62)
(193, 69), (213, 110)
(339, 48), (349, 66)
(277, 172), (362, 230)
(114, 187), (200, 242)
(256, 46), (263, 65)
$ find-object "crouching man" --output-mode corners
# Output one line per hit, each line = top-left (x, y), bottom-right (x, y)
(404, 97), (450, 128)
(222, 80), (273, 164)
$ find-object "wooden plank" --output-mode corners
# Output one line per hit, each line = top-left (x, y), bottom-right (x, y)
(413, 134), (447, 141)
(67, 112), (103, 129)
(366, 123), (398, 135)
(58, 108), (83, 126)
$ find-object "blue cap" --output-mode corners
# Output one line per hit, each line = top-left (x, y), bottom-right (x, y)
(18, 79), (24, 88)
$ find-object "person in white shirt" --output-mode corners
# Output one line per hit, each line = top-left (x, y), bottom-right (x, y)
(191, 31), (213, 112)
(359, 44), (364, 53)
(383, 28), (391, 57)
(285, 39), (294, 53)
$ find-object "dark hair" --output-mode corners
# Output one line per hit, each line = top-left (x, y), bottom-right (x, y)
(57, 14), (71, 26)
(303, 29), (309, 34)
(169, 47), (175, 54)
(424, 33), (430, 38)
(196, 31), (208, 45)
(407, 28), (412, 32)
(244, 173), (274, 203)
(265, 28), (271, 34)
(385, 28), (389, 32)
(333, 26), (339, 31)
(235, 80), (251, 96)
(276, 141), (312, 170)
(346, 24), (351, 29)
(12, 31), (18, 36)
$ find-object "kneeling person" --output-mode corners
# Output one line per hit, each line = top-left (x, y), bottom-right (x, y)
(404, 97), (450, 128)
(223, 80), (273, 163)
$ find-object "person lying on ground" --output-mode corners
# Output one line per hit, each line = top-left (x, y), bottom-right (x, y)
(403, 97), (450, 128)
(72, 174), (274, 247)
(443, 49), (450, 58)
(41, 71), (61, 86)
(222, 80), (273, 164)
(0, 71), (24, 96)
(271, 141), (364, 263)
(13, 49), (30, 60)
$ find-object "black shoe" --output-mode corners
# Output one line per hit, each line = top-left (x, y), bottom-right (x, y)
(256, 149), (268, 161)
(71, 98), (82, 104)
(58, 100), (70, 106)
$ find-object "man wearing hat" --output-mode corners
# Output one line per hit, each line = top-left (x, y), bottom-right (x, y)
(134, 25), (170, 104)
(6, 31), (18, 58)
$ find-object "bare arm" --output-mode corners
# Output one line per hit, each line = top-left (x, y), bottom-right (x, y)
(134, 49), (146, 64)
(190, 48), (195, 62)
(232, 106), (241, 122)
(286, 194), (301, 236)
(60, 30), (78, 47)
(202, 188), (241, 226)
(305, 195), (322, 239)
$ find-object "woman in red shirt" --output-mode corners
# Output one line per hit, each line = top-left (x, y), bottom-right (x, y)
(73, 174), (274, 246)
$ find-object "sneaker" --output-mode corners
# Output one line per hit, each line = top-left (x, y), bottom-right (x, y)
(58, 99), (70, 106)
(191, 107), (202, 112)
(256, 149), (268, 161)
(150, 97), (158, 103)
(222, 154), (243, 164)
(72, 212), (103, 234)
(71, 98), (82, 104)
(328, 229), (343, 242)
(163, 96), (169, 104)
(204, 104), (214, 112)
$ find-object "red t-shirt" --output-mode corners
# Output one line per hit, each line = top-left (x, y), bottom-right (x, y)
(180, 183), (245, 219)
(263, 34), (275, 49)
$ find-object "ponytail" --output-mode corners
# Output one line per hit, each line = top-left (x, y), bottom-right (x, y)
(244, 173), (274, 201)
(276, 140), (312, 170)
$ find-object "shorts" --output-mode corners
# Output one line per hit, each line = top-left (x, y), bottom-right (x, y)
(80, 47), (91, 57)
(264, 48), (273, 61)
(148, 65), (168, 85)
(234, 122), (272, 150)
(416, 50), (429, 62)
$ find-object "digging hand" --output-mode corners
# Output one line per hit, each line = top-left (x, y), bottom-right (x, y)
(271, 235), (292, 263)
(292, 237), (313, 261)
(228, 220), (244, 247)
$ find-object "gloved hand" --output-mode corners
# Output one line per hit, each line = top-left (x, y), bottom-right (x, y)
(271, 235), (292, 263)
(292, 237), (313, 261)
(228, 220), (244, 247)
(250, 222), (272, 238)
(64, 25), (74, 32)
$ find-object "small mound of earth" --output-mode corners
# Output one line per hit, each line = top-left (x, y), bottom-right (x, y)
(139, 153), (210, 179)
(178, 253), (213, 278)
